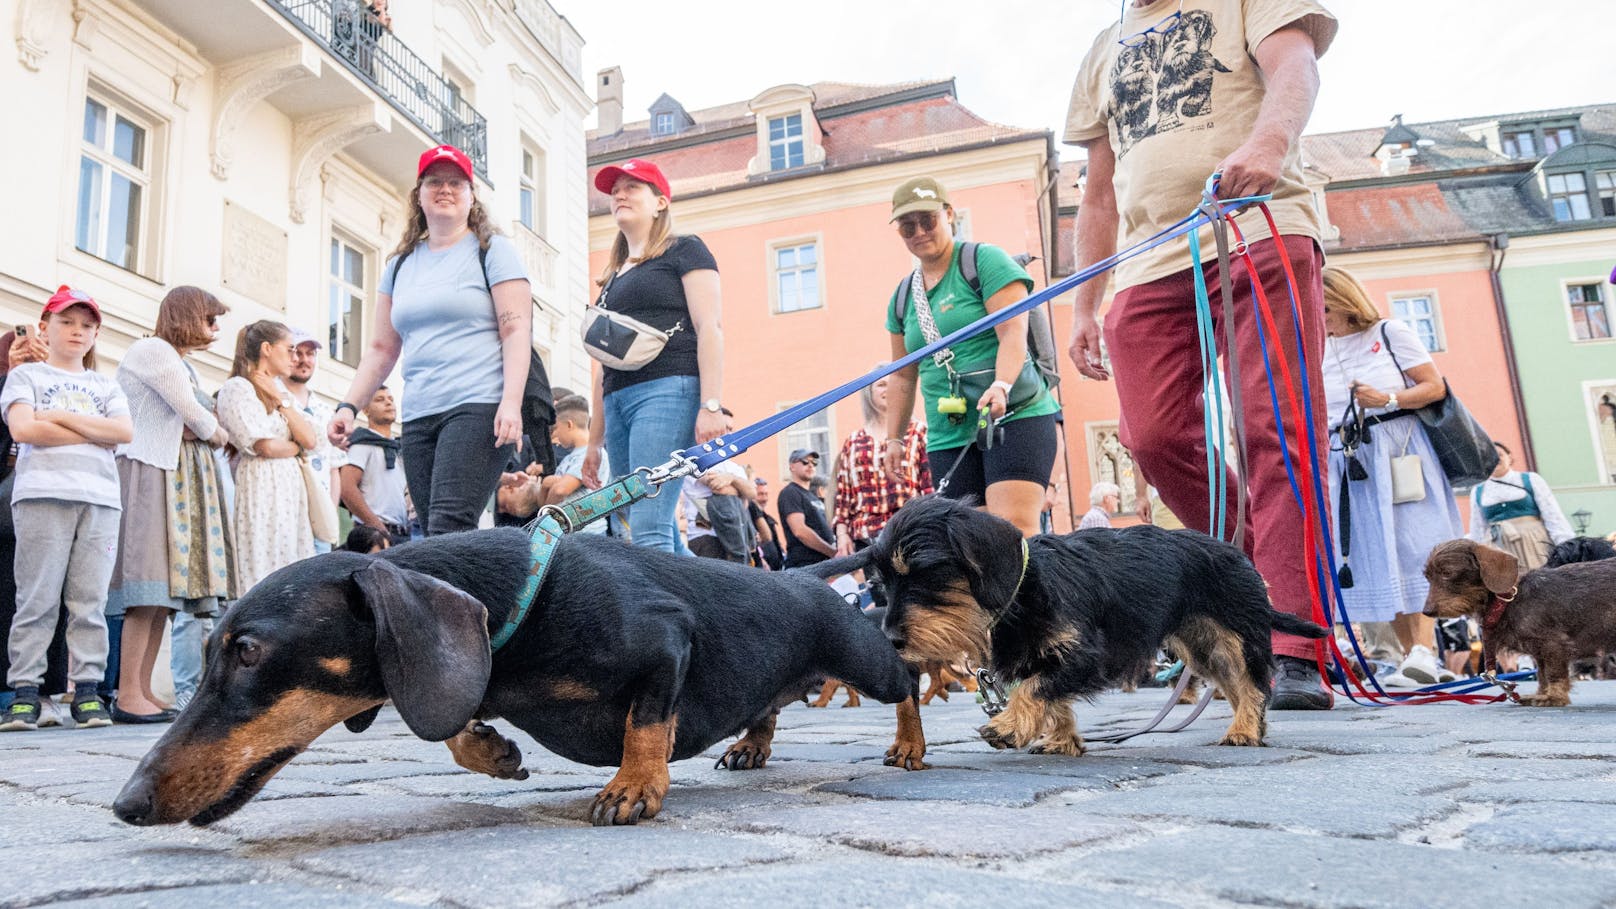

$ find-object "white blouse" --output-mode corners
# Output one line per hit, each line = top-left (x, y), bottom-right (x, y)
(1467, 471), (1575, 544)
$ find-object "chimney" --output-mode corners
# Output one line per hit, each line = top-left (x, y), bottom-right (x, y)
(597, 66), (623, 135)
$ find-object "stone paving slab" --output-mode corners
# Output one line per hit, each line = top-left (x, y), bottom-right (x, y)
(2, 682), (1615, 906)
(1048, 826), (1616, 909)
(600, 856), (1179, 909)
(293, 826), (786, 908)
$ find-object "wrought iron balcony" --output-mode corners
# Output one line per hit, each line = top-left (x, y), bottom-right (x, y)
(266, 0), (489, 179)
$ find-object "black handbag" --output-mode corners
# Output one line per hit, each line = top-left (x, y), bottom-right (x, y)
(1380, 323), (1498, 487)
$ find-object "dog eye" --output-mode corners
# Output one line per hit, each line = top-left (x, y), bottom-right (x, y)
(237, 638), (262, 667)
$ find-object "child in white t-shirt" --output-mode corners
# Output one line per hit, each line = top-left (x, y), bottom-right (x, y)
(0, 287), (132, 731)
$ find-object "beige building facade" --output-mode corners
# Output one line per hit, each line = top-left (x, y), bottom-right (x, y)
(3, 0), (593, 402)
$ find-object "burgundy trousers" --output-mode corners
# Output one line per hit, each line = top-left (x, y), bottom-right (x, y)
(1105, 235), (1327, 661)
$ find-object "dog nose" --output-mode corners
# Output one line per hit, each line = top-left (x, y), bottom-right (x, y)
(113, 776), (157, 826)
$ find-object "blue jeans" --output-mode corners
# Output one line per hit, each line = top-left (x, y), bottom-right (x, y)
(170, 612), (213, 706)
(604, 374), (699, 552)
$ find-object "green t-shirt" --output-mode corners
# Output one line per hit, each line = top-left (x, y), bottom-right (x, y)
(886, 242), (1059, 450)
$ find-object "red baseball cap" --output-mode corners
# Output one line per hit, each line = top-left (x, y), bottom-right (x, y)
(42, 285), (102, 323)
(594, 159), (671, 199)
(417, 144), (475, 182)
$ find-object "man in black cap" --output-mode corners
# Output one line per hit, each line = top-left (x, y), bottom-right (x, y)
(777, 449), (835, 568)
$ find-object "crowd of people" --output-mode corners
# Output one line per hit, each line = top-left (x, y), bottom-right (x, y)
(6, 0), (1613, 731)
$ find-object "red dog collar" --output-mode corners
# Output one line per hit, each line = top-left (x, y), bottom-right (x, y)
(1479, 587), (1517, 672)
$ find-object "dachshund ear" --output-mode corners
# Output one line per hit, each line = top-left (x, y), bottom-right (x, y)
(353, 560), (491, 741)
(343, 704), (384, 734)
(955, 512), (1027, 612)
(1473, 544), (1521, 596)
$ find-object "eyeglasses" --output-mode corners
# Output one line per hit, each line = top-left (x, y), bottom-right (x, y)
(1117, 0), (1183, 47)
(423, 175), (469, 192)
(896, 211), (939, 238)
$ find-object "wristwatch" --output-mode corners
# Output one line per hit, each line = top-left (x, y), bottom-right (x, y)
(702, 398), (722, 413)
(989, 380), (1015, 396)
(1386, 393), (1400, 411)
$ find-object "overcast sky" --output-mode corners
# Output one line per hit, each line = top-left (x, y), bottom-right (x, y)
(562, 0), (1613, 154)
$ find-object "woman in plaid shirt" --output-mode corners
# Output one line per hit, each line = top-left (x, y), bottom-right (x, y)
(833, 373), (932, 555)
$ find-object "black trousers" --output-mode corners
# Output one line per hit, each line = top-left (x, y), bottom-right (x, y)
(401, 403), (515, 536)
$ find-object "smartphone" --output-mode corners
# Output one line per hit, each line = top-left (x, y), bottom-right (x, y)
(13, 325), (27, 338)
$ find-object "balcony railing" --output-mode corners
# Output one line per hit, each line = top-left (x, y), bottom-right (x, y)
(512, 223), (558, 299)
(266, 0), (489, 178)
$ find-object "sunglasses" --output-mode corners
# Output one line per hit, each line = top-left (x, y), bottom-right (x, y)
(896, 211), (940, 238)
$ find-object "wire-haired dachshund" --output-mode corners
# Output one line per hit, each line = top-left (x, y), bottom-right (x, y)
(112, 528), (915, 828)
(813, 495), (1328, 760)
(1423, 539), (1616, 705)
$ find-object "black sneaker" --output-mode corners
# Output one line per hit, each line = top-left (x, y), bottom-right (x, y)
(71, 697), (112, 728)
(1271, 656), (1334, 710)
(1, 688), (41, 732)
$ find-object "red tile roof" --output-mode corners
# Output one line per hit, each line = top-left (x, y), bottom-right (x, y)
(1324, 183), (1480, 251)
(587, 85), (1046, 212)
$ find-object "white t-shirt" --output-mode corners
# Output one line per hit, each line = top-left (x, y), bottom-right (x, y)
(0, 363), (130, 510)
(681, 461), (748, 541)
(1321, 319), (1431, 429)
(555, 447), (610, 534)
(346, 440), (408, 526)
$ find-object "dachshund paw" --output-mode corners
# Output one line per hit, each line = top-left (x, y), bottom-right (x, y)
(978, 723), (1033, 751)
(1029, 736), (1086, 756)
(884, 738), (929, 771)
(715, 740), (771, 771)
(590, 778), (666, 826)
(1520, 693), (1571, 707)
(1217, 731), (1264, 747)
(447, 722), (529, 780)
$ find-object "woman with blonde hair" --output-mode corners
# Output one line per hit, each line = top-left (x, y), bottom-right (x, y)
(580, 158), (725, 551)
(217, 321), (319, 591)
(1322, 265), (1461, 688)
(327, 144), (531, 535)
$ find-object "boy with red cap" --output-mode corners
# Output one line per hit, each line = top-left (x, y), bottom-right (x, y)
(0, 287), (132, 730)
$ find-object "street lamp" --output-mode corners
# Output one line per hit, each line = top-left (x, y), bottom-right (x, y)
(1571, 508), (1592, 536)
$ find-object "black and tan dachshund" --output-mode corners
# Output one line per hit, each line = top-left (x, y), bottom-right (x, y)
(813, 495), (1328, 760)
(113, 528), (915, 828)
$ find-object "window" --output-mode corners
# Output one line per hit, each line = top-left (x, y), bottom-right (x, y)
(773, 242), (820, 313)
(1391, 294), (1444, 352)
(1597, 171), (1616, 218)
(1502, 130), (1536, 158)
(951, 208), (974, 242)
(1548, 172), (1592, 222)
(653, 112), (675, 136)
(76, 96), (150, 270)
(1087, 424), (1138, 516)
(1567, 282), (1612, 341)
(1501, 130), (1536, 158)
(777, 404), (832, 481)
(768, 113), (804, 170)
(1543, 126), (1576, 154)
(328, 235), (368, 367)
(1591, 383), (1616, 485)
(518, 144), (546, 236)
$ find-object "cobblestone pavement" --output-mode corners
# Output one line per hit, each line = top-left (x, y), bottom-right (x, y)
(4, 680), (1616, 907)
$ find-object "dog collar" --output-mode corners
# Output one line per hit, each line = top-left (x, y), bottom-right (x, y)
(492, 473), (652, 652)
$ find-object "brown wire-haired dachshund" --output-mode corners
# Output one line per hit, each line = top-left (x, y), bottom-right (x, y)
(1423, 539), (1616, 706)
(111, 528), (915, 828)
(811, 495), (1328, 760)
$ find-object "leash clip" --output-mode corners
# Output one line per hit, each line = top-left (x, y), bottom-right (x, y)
(1482, 670), (1522, 704)
(639, 453), (700, 494)
(975, 666), (1009, 718)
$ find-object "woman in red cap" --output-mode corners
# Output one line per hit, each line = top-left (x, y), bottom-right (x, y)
(581, 159), (726, 551)
(327, 144), (532, 536)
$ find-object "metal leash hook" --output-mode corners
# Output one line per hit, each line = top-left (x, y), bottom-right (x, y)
(974, 666), (1009, 718)
(1482, 670), (1522, 704)
(639, 451), (701, 494)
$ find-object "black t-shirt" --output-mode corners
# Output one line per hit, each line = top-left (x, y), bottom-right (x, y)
(599, 235), (717, 395)
(777, 482), (832, 567)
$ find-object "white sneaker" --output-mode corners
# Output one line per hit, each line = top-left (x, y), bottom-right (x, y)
(36, 696), (65, 728)
(1396, 645), (1443, 686)
(1379, 668), (1423, 688)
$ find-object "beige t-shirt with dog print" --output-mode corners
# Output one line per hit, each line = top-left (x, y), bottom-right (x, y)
(1065, 0), (1337, 291)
